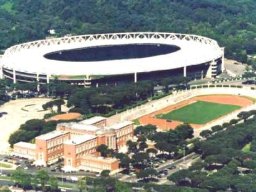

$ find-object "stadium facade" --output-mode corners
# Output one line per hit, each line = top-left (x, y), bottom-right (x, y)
(0, 32), (224, 87)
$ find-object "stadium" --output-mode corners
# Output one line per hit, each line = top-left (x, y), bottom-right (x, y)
(0, 32), (224, 87)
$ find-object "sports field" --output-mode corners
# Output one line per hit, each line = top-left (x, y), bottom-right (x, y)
(157, 101), (241, 124)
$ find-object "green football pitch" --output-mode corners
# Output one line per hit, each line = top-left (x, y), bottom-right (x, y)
(157, 101), (241, 124)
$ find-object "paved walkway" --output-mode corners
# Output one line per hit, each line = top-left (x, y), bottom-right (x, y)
(0, 98), (53, 154)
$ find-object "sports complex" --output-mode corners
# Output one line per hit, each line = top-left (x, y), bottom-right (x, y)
(0, 32), (224, 86)
(139, 94), (253, 130)
(106, 85), (256, 132)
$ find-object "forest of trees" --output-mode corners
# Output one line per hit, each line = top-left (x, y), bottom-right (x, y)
(0, 0), (256, 63)
(167, 111), (256, 191)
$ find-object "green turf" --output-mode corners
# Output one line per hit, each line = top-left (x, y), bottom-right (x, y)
(0, 162), (12, 168)
(133, 119), (141, 125)
(157, 101), (241, 124)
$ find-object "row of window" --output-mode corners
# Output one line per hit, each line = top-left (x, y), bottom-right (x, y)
(81, 161), (111, 170)
(76, 149), (95, 158)
(14, 148), (35, 156)
(75, 140), (97, 154)
(47, 145), (63, 153)
(116, 126), (133, 137)
(46, 135), (69, 148)
(48, 152), (63, 162)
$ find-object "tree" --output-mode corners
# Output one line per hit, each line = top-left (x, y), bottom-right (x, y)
(31, 176), (39, 190)
(126, 140), (138, 153)
(155, 141), (169, 153)
(42, 101), (54, 111)
(211, 125), (223, 132)
(9, 130), (32, 147)
(200, 130), (212, 138)
(175, 124), (194, 140)
(160, 78), (171, 93)
(96, 144), (109, 157)
(115, 153), (131, 169)
(138, 141), (148, 151)
(200, 174), (231, 191)
(134, 125), (157, 138)
(189, 161), (205, 171)
(15, 82), (37, 92)
(100, 170), (110, 177)
(229, 119), (239, 125)
(251, 139), (256, 152)
(155, 141), (177, 154)
(222, 122), (230, 128)
(77, 177), (87, 192)
(168, 169), (192, 185)
(49, 176), (58, 191)
(20, 119), (45, 132)
(36, 170), (49, 191)
(115, 181), (131, 192)
(9, 119), (56, 147)
(237, 111), (251, 122)
(200, 141), (222, 158)
(137, 168), (157, 179)
(132, 152), (149, 168)
(204, 154), (231, 170)
(42, 99), (65, 113)
(53, 99), (65, 113)
(137, 135), (146, 143)
(11, 169), (31, 189)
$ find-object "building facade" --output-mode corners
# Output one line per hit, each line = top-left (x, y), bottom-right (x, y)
(63, 135), (98, 170)
(13, 142), (36, 160)
(34, 130), (70, 166)
(80, 155), (120, 173)
(12, 116), (133, 172)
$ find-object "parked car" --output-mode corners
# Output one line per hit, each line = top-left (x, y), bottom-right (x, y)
(168, 165), (176, 170)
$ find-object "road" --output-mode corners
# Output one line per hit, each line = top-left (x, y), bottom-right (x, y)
(119, 153), (200, 183)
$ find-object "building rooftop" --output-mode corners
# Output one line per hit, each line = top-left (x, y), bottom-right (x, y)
(80, 116), (106, 125)
(107, 121), (133, 130)
(58, 122), (100, 132)
(14, 142), (36, 149)
(64, 135), (96, 145)
(70, 123), (100, 132)
(36, 130), (68, 141)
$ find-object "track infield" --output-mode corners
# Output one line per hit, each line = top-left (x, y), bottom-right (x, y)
(139, 95), (254, 130)
(157, 101), (241, 124)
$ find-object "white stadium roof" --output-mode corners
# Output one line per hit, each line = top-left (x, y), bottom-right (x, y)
(1, 32), (223, 76)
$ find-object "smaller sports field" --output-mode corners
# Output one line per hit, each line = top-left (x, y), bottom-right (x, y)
(157, 101), (241, 124)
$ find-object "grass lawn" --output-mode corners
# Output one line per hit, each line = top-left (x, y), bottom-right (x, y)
(133, 119), (141, 125)
(0, 162), (12, 169)
(157, 101), (241, 124)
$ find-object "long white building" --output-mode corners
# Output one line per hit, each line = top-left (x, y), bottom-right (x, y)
(1, 32), (224, 86)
